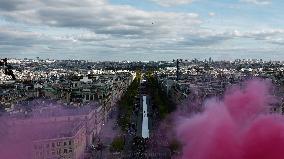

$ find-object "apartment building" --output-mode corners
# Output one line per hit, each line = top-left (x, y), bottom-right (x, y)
(32, 121), (86, 159)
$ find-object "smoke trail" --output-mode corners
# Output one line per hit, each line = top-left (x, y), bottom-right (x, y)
(176, 79), (284, 159)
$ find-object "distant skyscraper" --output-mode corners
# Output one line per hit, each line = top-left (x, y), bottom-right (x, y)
(175, 59), (182, 81)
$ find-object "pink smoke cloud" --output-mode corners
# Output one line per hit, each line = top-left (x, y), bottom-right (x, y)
(176, 79), (284, 159)
(0, 101), (98, 159)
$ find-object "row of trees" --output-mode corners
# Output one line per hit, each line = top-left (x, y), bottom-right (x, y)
(118, 72), (141, 132)
(145, 72), (182, 155)
(110, 137), (125, 152)
(145, 72), (175, 119)
(110, 72), (141, 153)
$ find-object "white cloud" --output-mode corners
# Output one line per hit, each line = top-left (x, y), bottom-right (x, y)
(238, 29), (284, 39)
(150, 0), (194, 7)
(240, 0), (271, 5)
(209, 12), (215, 17)
(0, 0), (283, 60)
(0, 0), (201, 39)
(229, 29), (284, 45)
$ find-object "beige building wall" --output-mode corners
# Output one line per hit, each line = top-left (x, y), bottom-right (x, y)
(32, 125), (86, 159)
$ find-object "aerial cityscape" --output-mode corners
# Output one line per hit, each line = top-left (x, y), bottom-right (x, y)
(1, 58), (284, 159)
(1, 0), (284, 159)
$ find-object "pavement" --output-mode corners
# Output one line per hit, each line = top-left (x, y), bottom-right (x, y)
(92, 107), (120, 159)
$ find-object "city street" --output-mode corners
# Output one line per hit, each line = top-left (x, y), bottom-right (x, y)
(92, 107), (120, 159)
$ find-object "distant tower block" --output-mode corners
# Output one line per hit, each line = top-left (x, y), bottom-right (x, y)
(175, 59), (182, 81)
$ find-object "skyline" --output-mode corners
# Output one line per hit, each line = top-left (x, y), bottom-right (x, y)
(0, 0), (284, 61)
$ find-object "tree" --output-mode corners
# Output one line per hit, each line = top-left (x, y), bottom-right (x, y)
(169, 139), (182, 154)
(110, 137), (125, 152)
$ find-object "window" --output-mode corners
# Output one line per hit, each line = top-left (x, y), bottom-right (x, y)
(57, 142), (61, 146)
(64, 142), (67, 146)
(69, 148), (73, 153)
(69, 140), (72, 145)
(57, 149), (61, 155)
(64, 149), (67, 153)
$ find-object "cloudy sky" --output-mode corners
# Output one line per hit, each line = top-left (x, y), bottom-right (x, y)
(0, 0), (284, 61)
